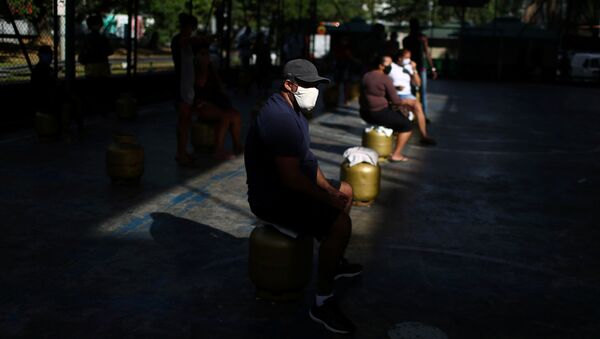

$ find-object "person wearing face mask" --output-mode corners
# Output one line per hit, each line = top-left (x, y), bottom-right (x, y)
(388, 49), (436, 146)
(359, 55), (413, 162)
(403, 18), (437, 121)
(244, 59), (362, 335)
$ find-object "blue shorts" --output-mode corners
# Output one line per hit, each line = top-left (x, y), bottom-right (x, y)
(398, 94), (416, 100)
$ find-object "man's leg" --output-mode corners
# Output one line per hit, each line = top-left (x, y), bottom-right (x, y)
(310, 212), (356, 334)
(316, 213), (352, 295)
(339, 181), (353, 214)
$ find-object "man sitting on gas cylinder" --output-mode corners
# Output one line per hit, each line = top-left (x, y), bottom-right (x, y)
(244, 59), (362, 335)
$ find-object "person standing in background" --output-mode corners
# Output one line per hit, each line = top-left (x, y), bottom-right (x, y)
(79, 13), (113, 120)
(236, 26), (253, 70)
(171, 13), (202, 166)
(31, 46), (57, 117)
(79, 14), (113, 78)
(383, 31), (400, 57)
(402, 18), (437, 122)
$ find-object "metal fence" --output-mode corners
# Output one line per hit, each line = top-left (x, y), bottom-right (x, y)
(0, 0), (183, 84)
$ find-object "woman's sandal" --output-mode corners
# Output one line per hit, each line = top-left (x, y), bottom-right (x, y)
(389, 156), (409, 163)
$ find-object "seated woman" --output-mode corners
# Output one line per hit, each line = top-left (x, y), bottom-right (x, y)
(359, 55), (412, 162)
(389, 49), (436, 146)
(194, 45), (243, 160)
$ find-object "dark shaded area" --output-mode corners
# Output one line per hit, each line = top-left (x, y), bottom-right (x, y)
(0, 72), (175, 133)
(345, 80), (600, 338)
(1, 79), (599, 338)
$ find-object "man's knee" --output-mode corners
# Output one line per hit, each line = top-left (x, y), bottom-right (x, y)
(340, 181), (353, 199)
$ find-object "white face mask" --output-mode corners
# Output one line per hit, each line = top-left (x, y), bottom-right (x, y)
(402, 58), (411, 66)
(292, 85), (319, 112)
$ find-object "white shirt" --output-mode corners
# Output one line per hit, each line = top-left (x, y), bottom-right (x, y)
(388, 62), (414, 96)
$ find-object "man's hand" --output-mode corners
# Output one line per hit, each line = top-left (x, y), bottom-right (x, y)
(431, 69), (438, 80)
(327, 188), (349, 210)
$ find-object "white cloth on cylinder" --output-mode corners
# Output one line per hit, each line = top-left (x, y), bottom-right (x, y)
(343, 146), (379, 167)
(365, 125), (394, 137)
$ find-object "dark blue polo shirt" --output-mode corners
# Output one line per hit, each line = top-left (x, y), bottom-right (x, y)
(244, 93), (318, 209)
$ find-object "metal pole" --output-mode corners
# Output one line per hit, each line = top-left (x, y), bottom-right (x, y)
(126, 0), (133, 77)
(224, 0), (232, 70)
(53, 0), (59, 78)
(64, 0), (75, 91)
(133, 0), (139, 75)
(310, 0), (317, 57)
(494, 0), (501, 80)
(278, 0), (283, 64)
(204, 0), (218, 33)
(256, 0), (261, 33)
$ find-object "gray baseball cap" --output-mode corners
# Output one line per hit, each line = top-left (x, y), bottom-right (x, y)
(282, 59), (330, 84)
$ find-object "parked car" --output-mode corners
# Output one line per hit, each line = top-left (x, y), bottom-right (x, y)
(570, 53), (600, 80)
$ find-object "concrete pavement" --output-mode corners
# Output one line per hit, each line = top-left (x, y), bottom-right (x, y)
(1, 80), (599, 338)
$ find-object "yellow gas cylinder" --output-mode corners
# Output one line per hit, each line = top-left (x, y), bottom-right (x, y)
(340, 161), (381, 206)
(116, 93), (137, 120)
(106, 134), (144, 184)
(249, 225), (313, 302)
(191, 120), (216, 152)
(34, 112), (60, 141)
(362, 128), (393, 161)
(324, 84), (340, 108)
(349, 82), (361, 100)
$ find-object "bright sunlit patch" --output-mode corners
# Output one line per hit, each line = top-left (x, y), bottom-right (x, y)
(93, 164), (248, 240)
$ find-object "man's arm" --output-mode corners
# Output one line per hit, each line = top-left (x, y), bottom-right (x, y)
(422, 36), (438, 80)
(317, 166), (351, 206)
(275, 157), (347, 210)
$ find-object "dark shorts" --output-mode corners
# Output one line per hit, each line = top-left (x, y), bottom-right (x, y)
(360, 106), (412, 133)
(250, 180), (342, 241)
